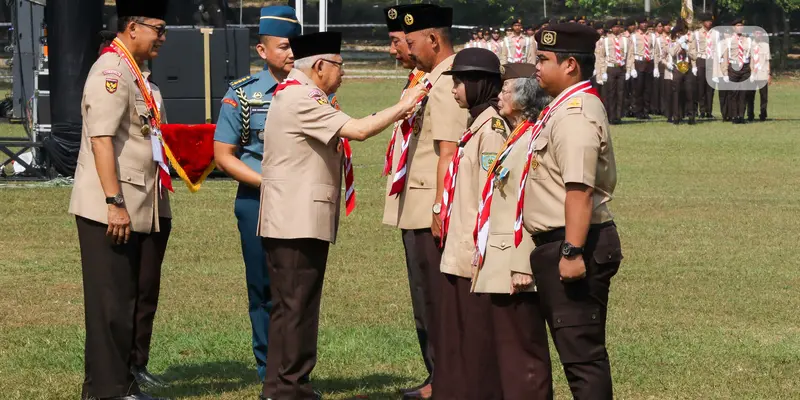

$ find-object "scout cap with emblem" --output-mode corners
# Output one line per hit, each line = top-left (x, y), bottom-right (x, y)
(400, 6), (453, 34)
(385, 4), (436, 32)
(697, 12), (714, 23)
(259, 6), (301, 37)
(500, 63), (537, 81)
(289, 31), (342, 60)
(116, 0), (169, 20)
(535, 23), (599, 54)
(443, 48), (501, 76)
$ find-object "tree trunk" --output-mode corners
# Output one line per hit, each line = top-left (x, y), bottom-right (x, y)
(781, 7), (789, 71)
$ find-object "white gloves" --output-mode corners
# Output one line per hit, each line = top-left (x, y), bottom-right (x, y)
(712, 77), (719, 84)
(667, 62), (674, 71)
(749, 75), (756, 82)
(723, 76), (730, 83)
(653, 69), (660, 78)
(597, 79), (604, 86)
(681, 42), (689, 50)
(602, 73), (608, 82)
(631, 70), (638, 79)
(692, 67), (698, 76)
(625, 72), (631, 80)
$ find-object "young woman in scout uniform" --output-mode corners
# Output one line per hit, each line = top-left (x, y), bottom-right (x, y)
(525, 23), (623, 399)
(471, 63), (554, 400)
(669, 20), (697, 125)
(434, 47), (505, 400)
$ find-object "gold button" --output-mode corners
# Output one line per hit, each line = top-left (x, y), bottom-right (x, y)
(420, 181), (425, 186)
(126, 177), (131, 182)
(327, 195), (331, 200)
(501, 242), (507, 247)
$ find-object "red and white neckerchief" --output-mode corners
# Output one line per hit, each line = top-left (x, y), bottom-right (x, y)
(514, 36), (524, 62)
(439, 126), (478, 247)
(615, 37), (623, 66)
(737, 35), (744, 65)
(273, 78), (357, 215)
(513, 81), (599, 246)
(472, 120), (532, 269)
(644, 34), (651, 61)
(388, 77), (433, 196)
(102, 38), (173, 195)
(706, 30), (713, 59)
(383, 70), (426, 177)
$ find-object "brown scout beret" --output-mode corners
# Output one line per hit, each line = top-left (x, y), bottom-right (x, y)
(534, 23), (600, 54)
(501, 63), (537, 81)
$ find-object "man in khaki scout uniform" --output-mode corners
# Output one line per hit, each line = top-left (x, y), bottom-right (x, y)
(669, 20), (697, 125)
(597, 19), (633, 124)
(500, 18), (537, 64)
(659, 20), (676, 122)
(721, 18), (753, 124)
(257, 31), (425, 400)
(631, 16), (659, 119)
(746, 30), (770, 121)
(435, 48), (505, 400)
(471, 63), (553, 400)
(380, 4), (438, 398)
(69, 1), (171, 399)
(694, 13), (719, 119)
(529, 23), (623, 399)
(395, 6), (468, 398)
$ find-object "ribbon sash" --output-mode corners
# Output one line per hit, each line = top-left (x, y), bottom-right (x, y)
(439, 127), (477, 247)
(388, 77), (433, 196)
(383, 70), (426, 176)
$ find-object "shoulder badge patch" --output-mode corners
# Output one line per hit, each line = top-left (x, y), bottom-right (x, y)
(309, 88), (329, 105)
(222, 98), (238, 108)
(230, 75), (256, 90)
(491, 117), (506, 133)
(566, 97), (583, 109)
(102, 69), (122, 77)
(481, 152), (497, 171)
(105, 78), (118, 94)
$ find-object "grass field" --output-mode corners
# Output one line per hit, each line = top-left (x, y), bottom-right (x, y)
(1, 78), (800, 400)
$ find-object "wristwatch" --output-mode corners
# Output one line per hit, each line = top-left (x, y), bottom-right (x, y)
(432, 203), (442, 215)
(561, 241), (584, 258)
(105, 193), (125, 207)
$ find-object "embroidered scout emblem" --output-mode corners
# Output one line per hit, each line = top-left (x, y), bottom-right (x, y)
(253, 91), (263, 99)
(481, 153), (497, 171)
(530, 157), (539, 171)
(404, 14), (414, 26)
(222, 98), (238, 108)
(499, 65), (505, 75)
(542, 30), (557, 46)
(105, 78), (118, 94)
(491, 117), (505, 133)
(387, 8), (398, 20)
(308, 88), (329, 105)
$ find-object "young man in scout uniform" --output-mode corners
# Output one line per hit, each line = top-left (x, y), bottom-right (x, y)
(694, 13), (719, 119)
(435, 47), (505, 400)
(722, 18), (752, 124)
(669, 20), (698, 125)
(529, 23), (623, 399)
(380, 4), (438, 398)
(398, 7), (468, 398)
(488, 27), (503, 58)
(466, 29), (479, 48)
(746, 30), (770, 121)
(597, 18), (633, 124)
(501, 18), (536, 64)
(631, 15), (659, 119)
(70, 1), (172, 399)
(660, 20), (675, 122)
(212, 5), (300, 385)
(257, 31), (426, 400)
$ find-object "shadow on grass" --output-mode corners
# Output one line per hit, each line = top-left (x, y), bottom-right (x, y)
(156, 360), (256, 398)
(314, 373), (409, 399)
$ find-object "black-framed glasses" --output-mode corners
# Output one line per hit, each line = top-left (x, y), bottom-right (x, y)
(319, 59), (345, 69)
(136, 21), (167, 38)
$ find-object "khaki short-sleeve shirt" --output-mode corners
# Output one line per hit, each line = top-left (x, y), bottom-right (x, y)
(523, 90), (616, 234)
(257, 69), (351, 243)
(395, 55), (469, 230)
(69, 53), (171, 234)
(440, 107), (507, 278)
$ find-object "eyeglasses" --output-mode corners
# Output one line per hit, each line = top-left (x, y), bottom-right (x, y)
(136, 21), (167, 38)
(319, 59), (345, 69)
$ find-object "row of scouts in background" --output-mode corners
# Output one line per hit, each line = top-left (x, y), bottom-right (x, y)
(71, 1), (623, 400)
(464, 13), (771, 125)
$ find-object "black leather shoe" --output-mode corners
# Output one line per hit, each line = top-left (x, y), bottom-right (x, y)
(131, 366), (168, 389)
(688, 118), (696, 125)
(106, 393), (169, 400)
(760, 113), (767, 121)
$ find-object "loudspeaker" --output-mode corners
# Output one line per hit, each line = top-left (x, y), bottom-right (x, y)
(150, 27), (249, 123)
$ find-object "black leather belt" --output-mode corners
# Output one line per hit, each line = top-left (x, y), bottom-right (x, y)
(532, 221), (616, 247)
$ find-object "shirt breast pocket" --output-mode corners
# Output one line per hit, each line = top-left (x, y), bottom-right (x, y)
(133, 98), (150, 137)
(529, 137), (549, 180)
(250, 109), (268, 140)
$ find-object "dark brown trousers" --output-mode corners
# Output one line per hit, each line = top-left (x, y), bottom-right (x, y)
(261, 238), (329, 400)
(728, 63), (751, 119)
(530, 224), (622, 400)
(433, 274), (501, 400)
(746, 82), (768, 119)
(77, 216), (171, 399)
(672, 70), (695, 122)
(402, 229), (436, 384)
(633, 60), (654, 115)
(490, 293), (553, 400)
(605, 67), (626, 121)
(696, 59), (715, 115)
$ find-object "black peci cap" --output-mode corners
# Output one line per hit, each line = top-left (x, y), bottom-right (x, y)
(385, 4), (435, 33)
(401, 6), (453, 34)
(501, 63), (537, 81)
(117, 0), (169, 20)
(593, 21), (605, 30)
(535, 23), (600, 54)
(289, 32), (342, 60)
(731, 17), (745, 25)
(697, 12), (713, 22)
(443, 48), (501, 76)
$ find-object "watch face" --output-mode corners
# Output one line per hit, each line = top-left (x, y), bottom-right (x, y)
(561, 243), (570, 255)
(432, 203), (442, 214)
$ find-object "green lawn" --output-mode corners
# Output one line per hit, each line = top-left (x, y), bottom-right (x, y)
(1, 79), (799, 400)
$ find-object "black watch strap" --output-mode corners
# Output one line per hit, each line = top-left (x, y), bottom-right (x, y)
(561, 241), (584, 258)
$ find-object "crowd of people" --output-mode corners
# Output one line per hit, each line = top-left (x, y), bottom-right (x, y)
(465, 14), (772, 125)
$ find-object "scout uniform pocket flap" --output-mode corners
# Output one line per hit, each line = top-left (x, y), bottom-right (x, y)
(312, 184), (337, 204)
(487, 233), (514, 251)
(118, 165), (146, 187)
